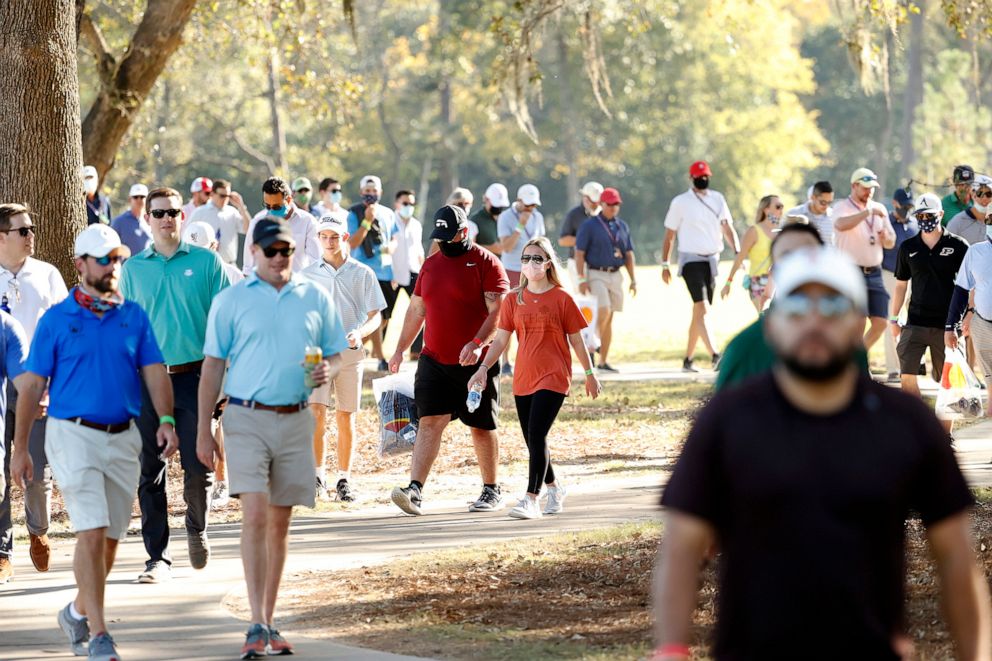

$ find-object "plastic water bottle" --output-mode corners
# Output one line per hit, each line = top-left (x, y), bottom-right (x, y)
(466, 383), (483, 413)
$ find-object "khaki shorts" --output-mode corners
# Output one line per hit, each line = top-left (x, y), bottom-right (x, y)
(308, 347), (364, 412)
(587, 269), (624, 312)
(222, 404), (316, 507)
(45, 417), (141, 540)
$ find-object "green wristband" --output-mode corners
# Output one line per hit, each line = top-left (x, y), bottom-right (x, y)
(584, 368), (594, 376)
(159, 415), (176, 427)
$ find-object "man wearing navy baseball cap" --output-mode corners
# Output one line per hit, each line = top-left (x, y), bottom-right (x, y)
(881, 186), (919, 382)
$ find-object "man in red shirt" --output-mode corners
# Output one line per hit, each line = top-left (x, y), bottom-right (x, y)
(388, 205), (509, 515)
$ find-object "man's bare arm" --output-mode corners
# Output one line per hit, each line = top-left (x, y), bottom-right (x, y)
(652, 511), (716, 652)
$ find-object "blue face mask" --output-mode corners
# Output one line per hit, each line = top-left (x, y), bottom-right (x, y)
(330, 191), (342, 205)
(268, 204), (289, 218)
(362, 193), (380, 206)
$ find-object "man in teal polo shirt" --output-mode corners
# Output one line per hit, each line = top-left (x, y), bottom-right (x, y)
(941, 164), (974, 225)
(120, 186), (231, 584)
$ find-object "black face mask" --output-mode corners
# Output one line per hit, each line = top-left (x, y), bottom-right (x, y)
(692, 177), (710, 190)
(489, 206), (506, 217)
(437, 238), (470, 257)
(780, 348), (855, 383)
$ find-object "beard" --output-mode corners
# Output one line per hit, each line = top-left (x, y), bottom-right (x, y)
(779, 347), (856, 382)
(86, 272), (117, 295)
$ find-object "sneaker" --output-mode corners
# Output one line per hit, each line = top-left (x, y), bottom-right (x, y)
(682, 357), (697, 373)
(335, 479), (355, 502)
(712, 353), (722, 371)
(597, 363), (618, 373)
(58, 602), (90, 656)
(240, 623), (269, 659)
(267, 626), (294, 655)
(508, 497), (542, 520)
(187, 532), (210, 570)
(544, 485), (567, 515)
(391, 485), (423, 516)
(87, 632), (119, 661)
(501, 362), (513, 377)
(886, 372), (901, 384)
(0, 556), (12, 584)
(377, 359), (389, 372)
(137, 560), (171, 584)
(469, 485), (504, 512)
(210, 480), (230, 509)
(315, 475), (331, 501)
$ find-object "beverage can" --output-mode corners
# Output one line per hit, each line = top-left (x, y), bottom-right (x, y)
(304, 345), (323, 388)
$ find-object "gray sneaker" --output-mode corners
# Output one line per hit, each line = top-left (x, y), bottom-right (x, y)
(187, 532), (210, 570)
(391, 485), (423, 516)
(57, 602), (89, 656)
(544, 485), (567, 515)
(87, 631), (120, 660)
(137, 560), (171, 584)
(469, 485), (504, 512)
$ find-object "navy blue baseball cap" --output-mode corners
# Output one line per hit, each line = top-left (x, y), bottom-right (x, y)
(253, 217), (295, 249)
(893, 188), (913, 206)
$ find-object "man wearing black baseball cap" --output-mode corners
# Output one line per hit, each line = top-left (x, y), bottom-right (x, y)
(388, 205), (510, 516)
(941, 164), (974, 224)
(881, 187), (919, 382)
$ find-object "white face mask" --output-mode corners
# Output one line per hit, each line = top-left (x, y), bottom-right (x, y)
(84, 180), (98, 195)
(522, 261), (546, 281)
(975, 202), (990, 214)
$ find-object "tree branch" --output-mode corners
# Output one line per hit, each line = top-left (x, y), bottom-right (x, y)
(78, 11), (116, 85)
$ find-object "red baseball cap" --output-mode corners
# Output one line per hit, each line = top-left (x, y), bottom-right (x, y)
(689, 161), (712, 177)
(190, 177), (213, 194)
(599, 187), (622, 205)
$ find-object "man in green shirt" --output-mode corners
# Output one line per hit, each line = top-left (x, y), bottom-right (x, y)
(941, 164), (974, 226)
(120, 186), (231, 583)
(470, 183), (510, 255)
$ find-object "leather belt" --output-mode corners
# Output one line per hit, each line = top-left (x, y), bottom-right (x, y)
(166, 360), (203, 375)
(70, 417), (131, 434)
(859, 266), (880, 275)
(588, 266), (620, 273)
(228, 397), (308, 413)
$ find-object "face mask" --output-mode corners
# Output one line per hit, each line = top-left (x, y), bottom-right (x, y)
(268, 204), (289, 218)
(490, 206), (506, 217)
(330, 191), (343, 205)
(398, 205), (414, 219)
(295, 192), (311, 207)
(84, 180), (98, 196)
(766, 214), (780, 225)
(437, 238), (470, 257)
(692, 177), (710, 190)
(522, 262), (546, 281)
(919, 217), (940, 233)
(362, 193), (380, 205)
(975, 202), (990, 214)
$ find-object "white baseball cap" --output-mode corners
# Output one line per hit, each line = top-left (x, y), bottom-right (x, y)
(971, 174), (992, 191)
(850, 167), (880, 188)
(484, 183), (510, 207)
(579, 181), (604, 204)
(317, 215), (347, 235)
(359, 175), (382, 191)
(182, 221), (217, 248)
(911, 192), (943, 218)
(772, 247), (868, 313)
(129, 184), (149, 197)
(74, 224), (130, 259)
(82, 165), (98, 179)
(517, 184), (541, 206)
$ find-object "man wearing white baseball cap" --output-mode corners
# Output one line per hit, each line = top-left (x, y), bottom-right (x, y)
(182, 176), (213, 222)
(470, 183), (510, 256)
(111, 183), (151, 256)
(82, 165), (112, 226)
(560, 181), (604, 292)
(184, 221), (244, 284)
(655, 245), (990, 658)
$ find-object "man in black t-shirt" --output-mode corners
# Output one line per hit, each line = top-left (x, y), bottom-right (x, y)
(653, 247), (989, 661)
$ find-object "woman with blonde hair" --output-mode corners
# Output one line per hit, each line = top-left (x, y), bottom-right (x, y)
(721, 195), (783, 312)
(469, 236), (601, 519)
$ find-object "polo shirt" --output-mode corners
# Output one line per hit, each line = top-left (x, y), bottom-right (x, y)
(243, 208), (320, 275)
(301, 257), (387, 335)
(786, 201), (833, 244)
(881, 213), (918, 272)
(954, 239), (992, 320)
(26, 291), (163, 424)
(941, 192), (971, 226)
(204, 273), (348, 405)
(0, 311), (28, 458)
(894, 231), (968, 328)
(832, 197), (893, 268)
(560, 204), (593, 259)
(110, 210), (152, 255)
(120, 242), (231, 365)
(575, 214), (634, 269)
(346, 203), (395, 281)
(945, 209), (986, 246)
(497, 205), (546, 272)
(85, 194), (112, 226)
(470, 207), (500, 248)
(189, 202), (244, 264)
(0, 257), (69, 340)
(664, 189), (732, 256)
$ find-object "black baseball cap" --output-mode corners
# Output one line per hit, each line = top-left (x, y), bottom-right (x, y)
(893, 187), (913, 206)
(253, 217), (295, 249)
(430, 205), (468, 241)
(953, 165), (975, 184)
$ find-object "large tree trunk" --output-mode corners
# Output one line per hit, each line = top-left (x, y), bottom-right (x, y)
(436, 0), (457, 202)
(0, 0), (86, 282)
(79, 0), (197, 183)
(898, 0), (924, 182)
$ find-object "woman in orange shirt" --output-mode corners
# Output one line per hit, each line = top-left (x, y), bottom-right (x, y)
(469, 237), (602, 519)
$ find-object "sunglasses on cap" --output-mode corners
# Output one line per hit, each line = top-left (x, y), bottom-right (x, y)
(262, 246), (295, 258)
(1, 226), (35, 238)
(856, 176), (878, 184)
(775, 293), (853, 319)
(88, 254), (126, 266)
(150, 208), (182, 219)
(520, 254), (547, 264)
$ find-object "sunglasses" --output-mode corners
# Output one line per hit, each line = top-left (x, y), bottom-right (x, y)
(1, 226), (35, 237)
(975, 190), (992, 200)
(917, 212), (939, 223)
(605, 202), (621, 207)
(520, 254), (547, 264)
(150, 208), (182, 219)
(88, 254), (126, 266)
(262, 246), (295, 258)
(773, 203), (784, 210)
(775, 293), (853, 319)
(216, 193), (230, 199)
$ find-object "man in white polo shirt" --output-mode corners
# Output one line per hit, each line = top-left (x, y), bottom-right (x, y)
(243, 176), (320, 275)
(661, 160), (740, 373)
(832, 167), (896, 351)
(182, 177), (212, 223)
(189, 179), (251, 265)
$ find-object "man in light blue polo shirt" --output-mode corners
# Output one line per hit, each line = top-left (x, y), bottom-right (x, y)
(120, 186), (231, 584)
(196, 218), (347, 658)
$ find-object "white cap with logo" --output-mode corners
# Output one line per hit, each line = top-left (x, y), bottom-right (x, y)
(183, 221), (217, 248)
(359, 175), (382, 191)
(773, 247), (868, 313)
(850, 167), (880, 188)
(484, 183), (510, 208)
(911, 192), (943, 218)
(129, 184), (149, 197)
(317, 215), (348, 235)
(579, 181), (604, 204)
(517, 184), (542, 206)
(74, 224), (130, 259)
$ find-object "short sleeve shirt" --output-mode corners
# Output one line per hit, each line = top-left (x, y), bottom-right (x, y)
(414, 245), (509, 365)
(832, 197), (894, 267)
(894, 231), (968, 328)
(575, 214), (634, 269)
(0, 257), (69, 341)
(346, 203), (395, 281)
(941, 192), (971, 225)
(190, 203), (244, 264)
(945, 209), (986, 246)
(497, 206), (546, 272)
(954, 239), (992, 320)
(111, 210), (152, 256)
(301, 258), (387, 335)
(243, 209), (321, 275)
(559, 205), (592, 259)
(470, 207), (500, 248)
(0, 311), (28, 446)
(663, 189), (732, 256)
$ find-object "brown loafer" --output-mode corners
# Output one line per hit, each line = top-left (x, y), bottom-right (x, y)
(29, 533), (50, 572)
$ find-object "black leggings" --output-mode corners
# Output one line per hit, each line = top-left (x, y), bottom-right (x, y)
(514, 390), (566, 494)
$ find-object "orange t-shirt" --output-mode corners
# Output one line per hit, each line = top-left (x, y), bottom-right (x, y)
(497, 285), (588, 396)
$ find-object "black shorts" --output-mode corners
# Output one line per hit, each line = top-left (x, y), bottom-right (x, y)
(414, 354), (500, 430)
(897, 325), (945, 376)
(379, 279), (399, 320)
(682, 262), (714, 304)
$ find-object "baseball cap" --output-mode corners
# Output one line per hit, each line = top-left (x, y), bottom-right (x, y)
(912, 192), (943, 217)
(689, 161), (712, 177)
(972, 174), (992, 191)
(517, 184), (541, 206)
(772, 247), (868, 313)
(292, 177), (312, 192)
(129, 184), (149, 198)
(430, 205), (469, 241)
(183, 221), (217, 248)
(190, 177), (213, 194)
(579, 181), (604, 204)
(850, 168), (879, 188)
(484, 183), (510, 207)
(317, 215), (347, 236)
(359, 175), (382, 191)
(253, 218), (295, 249)
(82, 165), (98, 179)
(74, 224), (130, 259)
(892, 187), (913, 206)
(600, 188), (622, 205)
(953, 165), (975, 184)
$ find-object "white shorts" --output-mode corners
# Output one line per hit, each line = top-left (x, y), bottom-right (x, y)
(308, 347), (365, 412)
(45, 418), (141, 540)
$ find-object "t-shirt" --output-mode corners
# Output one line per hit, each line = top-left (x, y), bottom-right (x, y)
(662, 372), (974, 658)
(414, 245), (509, 365)
(497, 286), (587, 396)
(497, 206), (546, 272)
(190, 202), (244, 264)
(881, 214), (918, 273)
(470, 207), (500, 249)
(894, 231), (968, 328)
(346, 202), (395, 281)
(832, 197), (894, 267)
(945, 209), (986, 246)
(786, 201), (833, 244)
(663, 189), (733, 256)
(559, 204), (592, 259)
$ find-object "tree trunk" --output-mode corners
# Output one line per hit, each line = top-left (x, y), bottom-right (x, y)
(266, 49), (288, 176)
(877, 29), (895, 195)
(0, 0), (86, 282)
(80, 0), (197, 183)
(436, 0), (457, 202)
(557, 27), (580, 207)
(898, 0), (924, 182)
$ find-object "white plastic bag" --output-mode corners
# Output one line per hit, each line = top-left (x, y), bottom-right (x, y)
(372, 371), (418, 457)
(935, 346), (985, 420)
(573, 294), (600, 352)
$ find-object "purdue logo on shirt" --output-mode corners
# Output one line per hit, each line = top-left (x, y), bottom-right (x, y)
(940, 247), (956, 257)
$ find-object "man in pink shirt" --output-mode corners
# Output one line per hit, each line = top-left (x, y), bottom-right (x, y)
(833, 167), (896, 351)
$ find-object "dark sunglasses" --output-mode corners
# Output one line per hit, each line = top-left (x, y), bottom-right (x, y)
(604, 202), (621, 207)
(917, 212), (939, 223)
(520, 254), (547, 264)
(263, 202), (287, 211)
(975, 190), (992, 200)
(1, 226), (35, 237)
(88, 254), (126, 266)
(216, 193), (230, 199)
(150, 208), (182, 219)
(262, 246), (295, 258)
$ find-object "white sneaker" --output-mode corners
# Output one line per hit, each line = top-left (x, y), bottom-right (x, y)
(210, 480), (230, 509)
(508, 497), (542, 520)
(544, 485), (566, 515)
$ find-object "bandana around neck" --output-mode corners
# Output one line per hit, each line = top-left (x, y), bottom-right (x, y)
(74, 286), (123, 314)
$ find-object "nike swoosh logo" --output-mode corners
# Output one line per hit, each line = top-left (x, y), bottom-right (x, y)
(909, 252), (918, 257)
(466, 262), (477, 266)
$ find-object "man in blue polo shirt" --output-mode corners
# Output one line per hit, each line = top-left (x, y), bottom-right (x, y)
(575, 187), (636, 373)
(120, 186), (231, 584)
(197, 218), (347, 659)
(0, 309), (28, 584)
(10, 224), (178, 661)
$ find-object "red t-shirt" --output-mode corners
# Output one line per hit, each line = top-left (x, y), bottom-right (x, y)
(497, 285), (588, 396)
(415, 245), (509, 365)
